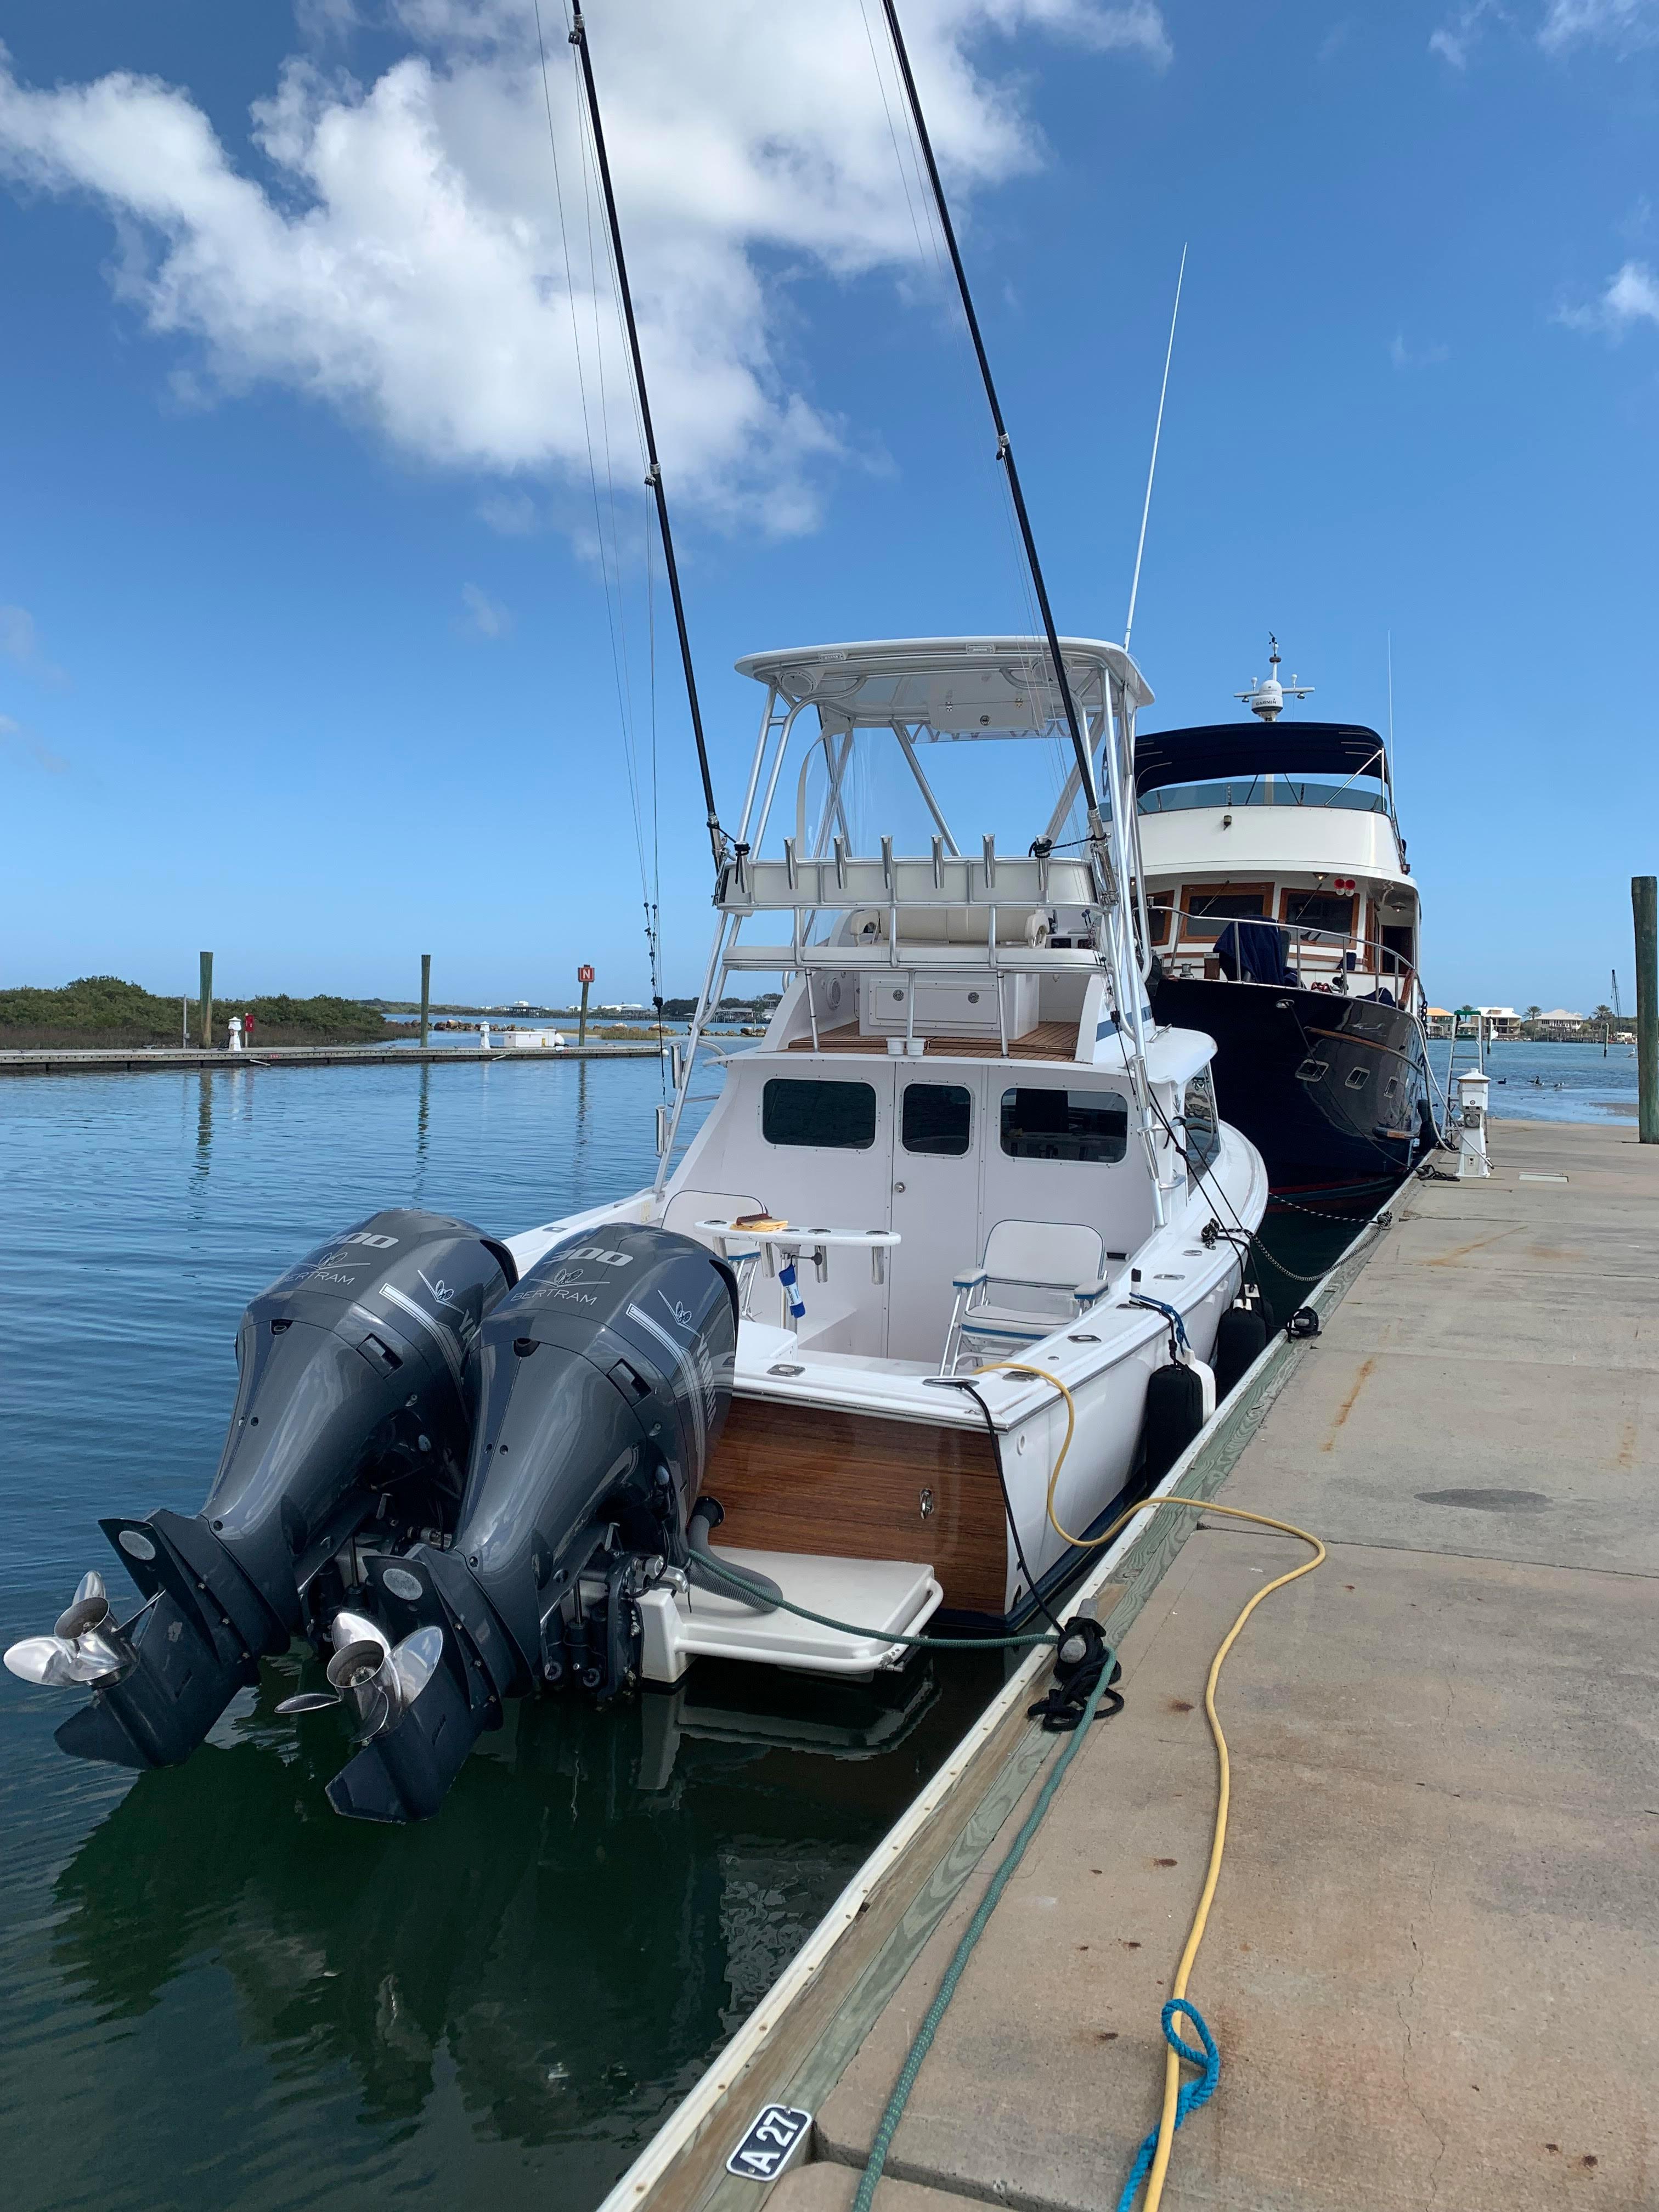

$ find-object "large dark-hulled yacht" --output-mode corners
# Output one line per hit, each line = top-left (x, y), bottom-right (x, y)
(1137, 641), (1435, 1209)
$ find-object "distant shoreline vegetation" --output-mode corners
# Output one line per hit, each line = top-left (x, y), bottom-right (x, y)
(0, 980), (784, 1049)
(0, 977), (401, 1049)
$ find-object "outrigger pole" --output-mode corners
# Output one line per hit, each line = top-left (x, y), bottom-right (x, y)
(568, 2), (725, 867)
(879, 0), (1102, 831)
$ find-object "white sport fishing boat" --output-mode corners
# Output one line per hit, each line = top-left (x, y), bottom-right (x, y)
(509, 631), (1268, 1650)
(3, 3), (1267, 1824)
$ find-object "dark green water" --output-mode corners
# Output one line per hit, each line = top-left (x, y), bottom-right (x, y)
(0, 1061), (1004, 2212)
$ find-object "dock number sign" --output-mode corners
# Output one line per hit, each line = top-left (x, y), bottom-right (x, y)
(725, 2103), (812, 2182)
(577, 966), (595, 985)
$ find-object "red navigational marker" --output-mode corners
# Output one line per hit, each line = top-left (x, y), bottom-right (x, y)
(577, 966), (594, 1047)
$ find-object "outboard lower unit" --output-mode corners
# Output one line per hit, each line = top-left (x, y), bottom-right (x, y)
(315, 1223), (738, 1825)
(5, 1210), (515, 1772)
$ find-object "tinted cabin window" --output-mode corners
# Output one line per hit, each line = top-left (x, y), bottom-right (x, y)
(1283, 891), (1355, 941)
(1380, 923), (1415, 974)
(1147, 891), (1174, 947)
(1183, 1071), (1221, 1175)
(902, 1082), (972, 1156)
(1000, 1088), (1128, 1164)
(762, 1079), (877, 1149)
(1184, 889), (1267, 938)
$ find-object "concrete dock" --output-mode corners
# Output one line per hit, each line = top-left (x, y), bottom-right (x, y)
(741, 1119), (1659, 2210)
(0, 1041), (664, 1075)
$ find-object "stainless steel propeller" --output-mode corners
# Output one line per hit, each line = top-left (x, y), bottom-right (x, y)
(4, 1571), (136, 1689)
(275, 1622), (443, 1741)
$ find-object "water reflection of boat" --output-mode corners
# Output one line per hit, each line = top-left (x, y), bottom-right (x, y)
(49, 1654), (971, 2161)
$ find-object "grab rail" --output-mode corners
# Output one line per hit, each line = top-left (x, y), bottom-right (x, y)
(1149, 902), (1416, 994)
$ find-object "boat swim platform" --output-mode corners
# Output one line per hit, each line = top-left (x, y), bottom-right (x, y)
(606, 1118), (1659, 2212)
(0, 1041), (665, 1076)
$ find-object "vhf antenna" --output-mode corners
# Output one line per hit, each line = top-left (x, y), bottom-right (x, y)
(879, 0), (1101, 828)
(567, 1), (725, 867)
(1124, 243), (1186, 653)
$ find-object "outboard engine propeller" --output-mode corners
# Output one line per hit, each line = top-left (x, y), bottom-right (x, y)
(5, 1572), (136, 1692)
(5, 1209), (515, 1773)
(311, 1222), (737, 1824)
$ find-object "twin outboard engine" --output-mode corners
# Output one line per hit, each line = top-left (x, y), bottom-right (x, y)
(7, 1214), (740, 1827)
(319, 1223), (737, 1824)
(5, 1210), (515, 1772)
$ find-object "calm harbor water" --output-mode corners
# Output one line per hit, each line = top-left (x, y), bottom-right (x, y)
(1426, 1038), (1640, 1124)
(0, 1058), (1007, 2212)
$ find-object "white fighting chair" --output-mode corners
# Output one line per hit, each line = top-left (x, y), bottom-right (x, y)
(940, 1218), (1112, 1375)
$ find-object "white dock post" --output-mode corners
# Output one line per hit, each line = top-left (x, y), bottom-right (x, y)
(1455, 1068), (1491, 1178)
(479, 1020), (491, 1053)
(227, 1015), (244, 1054)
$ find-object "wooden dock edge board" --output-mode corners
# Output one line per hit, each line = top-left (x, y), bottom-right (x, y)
(595, 1197), (1398, 2212)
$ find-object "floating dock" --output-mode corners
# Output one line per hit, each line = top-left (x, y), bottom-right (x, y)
(0, 1041), (665, 1075)
(608, 1116), (1659, 2212)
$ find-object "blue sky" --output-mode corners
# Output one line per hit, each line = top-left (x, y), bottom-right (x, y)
(1, 0), (1654, 1012)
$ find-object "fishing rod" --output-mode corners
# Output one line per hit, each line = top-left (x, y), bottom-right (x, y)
(878, 0), (1102, 832)
(1124, 243), (1185, 652)
(567, 1), (725, 867)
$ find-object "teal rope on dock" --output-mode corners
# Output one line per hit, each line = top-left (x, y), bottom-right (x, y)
(851, 1663), (1114, 2212)
(1114, 2001), (1220, 2212)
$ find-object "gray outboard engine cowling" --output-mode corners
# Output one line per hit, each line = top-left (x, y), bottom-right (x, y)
(324, 1223), (737, 1825)
(10, 1210), (515, 1772)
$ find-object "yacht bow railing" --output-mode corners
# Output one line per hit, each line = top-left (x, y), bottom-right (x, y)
(1152, 903), (1419, 1001)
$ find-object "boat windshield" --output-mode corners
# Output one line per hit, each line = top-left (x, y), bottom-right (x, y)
(1138, 777), (1389, 816)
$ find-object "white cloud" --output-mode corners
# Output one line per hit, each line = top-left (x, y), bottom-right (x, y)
(1022, 0), (1172, 61)
(1560, 257), (1659, 333)
(1429, 1), (1505, 69)
(0, 603), (66, 685)
(0, 713), (68, 773)
(0, 3), (1170, 536)
(476, 489), (539, 535)
(1389, 331), (1450, 368)
(1539, 0), (1659, 50)
(459, 581), (514, 637)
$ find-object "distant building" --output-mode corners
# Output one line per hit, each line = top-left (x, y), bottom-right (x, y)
(1476, 1006), (1522, 1039)
(1424, 1006), (1454, 1039)
(1534, 1008), (1585, 1038)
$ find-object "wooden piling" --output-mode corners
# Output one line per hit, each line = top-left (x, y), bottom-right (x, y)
(198, 951), (213, 1052)
(420, 953), (432, 1049)
(1633, 875), (1657, 1143)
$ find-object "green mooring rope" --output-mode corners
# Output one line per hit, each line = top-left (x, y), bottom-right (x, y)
(851, 1664), (1114, 2210)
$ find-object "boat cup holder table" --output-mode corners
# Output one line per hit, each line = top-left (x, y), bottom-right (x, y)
(696, 1218), (902, 1322)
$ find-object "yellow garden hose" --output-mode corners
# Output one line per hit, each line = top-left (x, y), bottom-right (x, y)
(977, 1360), (1327, 2212)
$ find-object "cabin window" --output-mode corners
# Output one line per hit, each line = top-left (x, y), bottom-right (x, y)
(1000, 1087), (1128, 1164)
(1282, 890), (1355, 943)
(901, 1082), (972, 1157)
(761, 1079), (877, 1150)
(1147, 891), (1174, 947)
(1182, 887), (1269, 938)
(1380, 923), (1415, 979)
(1182, 1071), (1221, 1174)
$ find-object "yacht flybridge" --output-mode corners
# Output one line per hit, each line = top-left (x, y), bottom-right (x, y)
(1141, 640), (1436, 1206)
(5, 637), (1268, 1821)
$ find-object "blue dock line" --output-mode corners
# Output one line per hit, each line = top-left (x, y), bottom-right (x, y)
(1114, 2001), (1221, 2212)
